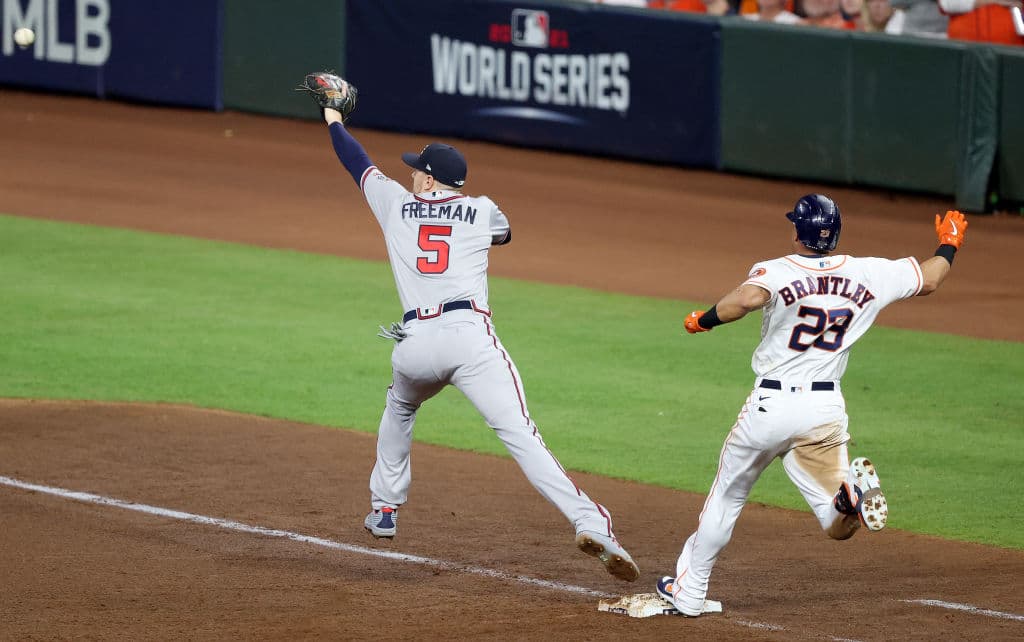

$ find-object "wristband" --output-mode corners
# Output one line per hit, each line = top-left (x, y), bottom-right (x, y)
(934, 244), (957, 265)
(698, 305), (724, 330)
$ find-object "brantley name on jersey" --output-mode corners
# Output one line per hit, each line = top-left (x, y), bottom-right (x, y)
(401, 201), (478, 223)
(779, 275), (877, 309)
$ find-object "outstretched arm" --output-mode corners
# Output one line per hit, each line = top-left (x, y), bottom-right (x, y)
(298, 73), (370, 186)
(684, 284), (771, 334)
(324, 108), (373, 187)
(918, 210), (967, 296)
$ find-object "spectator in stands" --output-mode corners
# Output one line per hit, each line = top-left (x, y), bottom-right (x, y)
(654, 0), (738, 15)
(890, 0), (949, 36)
(744, 0), (802, 22)
(842, 0), (867, 26)
(800, 0), (859, 26)
(937, 0), (1024, 45)
(863, 0), (909, 31)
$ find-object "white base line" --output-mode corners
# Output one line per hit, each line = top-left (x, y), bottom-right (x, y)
(0, 475), (608, 598)
(0, 475), (873, 639)
(902, 599), (1024, 622)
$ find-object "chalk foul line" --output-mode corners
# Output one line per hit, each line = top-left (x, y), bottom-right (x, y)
(3, 474), (803, 635)
(5, 475), (1019, 633)
(0, 475), (608, 598)
(901, 599), (1024, 622)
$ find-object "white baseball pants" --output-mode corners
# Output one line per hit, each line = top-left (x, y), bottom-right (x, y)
(368, 308), (614, 536)
(671, 379), (852, 615)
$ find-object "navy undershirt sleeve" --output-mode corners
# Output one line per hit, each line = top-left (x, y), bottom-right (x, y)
(328, 122), (373, 186)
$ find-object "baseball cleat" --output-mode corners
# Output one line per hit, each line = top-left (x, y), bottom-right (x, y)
(655, 576), (684, 611)
(834, 457), (888, 532)
(655, 576), (720, 616)
(575, 530), (640, 582)
(364, 507), (397, 538)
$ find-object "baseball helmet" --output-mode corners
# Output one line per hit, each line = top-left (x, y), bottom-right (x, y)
(786, 194), (841, 253)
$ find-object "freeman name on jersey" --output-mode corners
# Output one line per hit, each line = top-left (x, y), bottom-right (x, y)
(779, 275), (877, 309)
(401, 201), (478, 223)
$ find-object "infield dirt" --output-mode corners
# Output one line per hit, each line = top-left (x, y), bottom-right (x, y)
(1, 91), (1022, 640)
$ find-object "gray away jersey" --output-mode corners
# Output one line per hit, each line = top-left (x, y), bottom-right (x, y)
(742, 253), (924, 381)
(360, 166), (510, 312)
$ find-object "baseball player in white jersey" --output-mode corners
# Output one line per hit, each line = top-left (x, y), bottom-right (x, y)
(308, 75), (639, 582)
(655, 194), (968, 615)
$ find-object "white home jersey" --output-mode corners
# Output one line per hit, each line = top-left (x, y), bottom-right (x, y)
(359, 166), (510, 313)
(743, 254), (924, 381)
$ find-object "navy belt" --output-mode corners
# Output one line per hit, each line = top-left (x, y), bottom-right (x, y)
(403, 300), (473, 323)
(760, 379), (835, 392)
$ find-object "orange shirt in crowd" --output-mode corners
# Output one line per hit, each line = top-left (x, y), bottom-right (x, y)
(656, 0), (708, 12)
(946, 6), (1024, 45)
(651, 0), (795, 13)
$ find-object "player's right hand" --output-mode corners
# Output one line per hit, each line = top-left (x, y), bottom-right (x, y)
(684, 310), (711, 334)
(935, 210), (968, 250)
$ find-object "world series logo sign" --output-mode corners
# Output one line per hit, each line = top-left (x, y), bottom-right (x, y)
(431, 7), (629, 114)
(491, 9), (569, 48)
(511, 9), (548, 48)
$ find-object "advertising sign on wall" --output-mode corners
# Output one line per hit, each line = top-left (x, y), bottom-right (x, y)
(1, 0), (222, 109)
(346, 0), (720, 168)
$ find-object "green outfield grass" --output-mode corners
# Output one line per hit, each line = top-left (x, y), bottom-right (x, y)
(1, 214), (1021, 548)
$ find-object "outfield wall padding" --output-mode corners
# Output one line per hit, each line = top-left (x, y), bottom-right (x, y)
(720, 23), (1000, 211)
(720, 23), (853, 184)
(997, 49), (1024, 203)
(222, 0), (346, 117)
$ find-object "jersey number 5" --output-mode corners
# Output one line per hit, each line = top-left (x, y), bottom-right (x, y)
(416, 225), (452, 274)
(788, 306), (854, 352)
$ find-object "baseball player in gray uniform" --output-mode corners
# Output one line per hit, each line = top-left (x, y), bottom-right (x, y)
(303, 72), (639, 582)
(656, 195), (968, 615)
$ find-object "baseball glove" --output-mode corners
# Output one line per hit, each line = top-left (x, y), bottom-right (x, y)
(297, 72), (358, 122)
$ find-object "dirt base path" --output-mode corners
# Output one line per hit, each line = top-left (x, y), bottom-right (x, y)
(1, 91), (1022, 640)
(2, 400), (1023, 641)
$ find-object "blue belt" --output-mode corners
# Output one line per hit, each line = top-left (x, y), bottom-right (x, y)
(403, 300), (473, 323)
(760, 379), (835, 391)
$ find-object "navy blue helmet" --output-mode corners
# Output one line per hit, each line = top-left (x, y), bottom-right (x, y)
(786, 194), (841, 253)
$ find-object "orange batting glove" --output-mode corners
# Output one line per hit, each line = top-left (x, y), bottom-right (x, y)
(684, 310), (711, 334)
(935, 210), (968, 250)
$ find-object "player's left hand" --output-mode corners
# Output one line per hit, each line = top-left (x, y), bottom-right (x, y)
(934, 210), (968, 249)
(684, 310), (711, 334)
(297, 72), (358, 122)
(377, 322), (407, 343)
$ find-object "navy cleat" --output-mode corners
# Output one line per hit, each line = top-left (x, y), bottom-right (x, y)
(656, 576), (721, 616)
(364, 507), (397, 538)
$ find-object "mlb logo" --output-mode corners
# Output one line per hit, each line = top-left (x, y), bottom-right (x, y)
(512, 9), (549, 48)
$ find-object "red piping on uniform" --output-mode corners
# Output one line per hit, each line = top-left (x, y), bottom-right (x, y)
(414, 194), (466, 204)
(471, 299), (492, 317)
(906, 257), (923, 295)
(360, 166), (377, 192)
(595, 502), (614, 537)
(478, 311), (529, 422)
